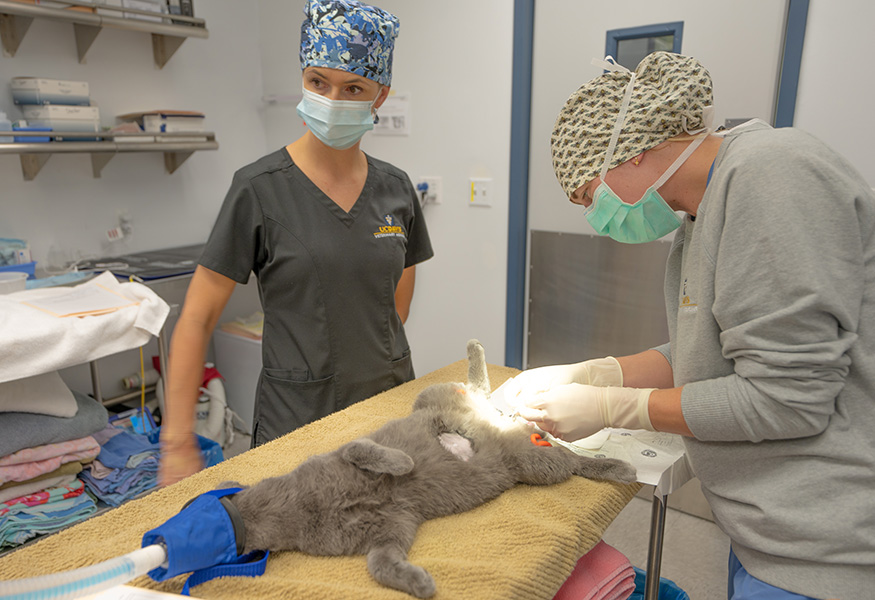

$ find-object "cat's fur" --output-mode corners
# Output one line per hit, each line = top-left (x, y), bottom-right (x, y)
(222, 340), (636, 598)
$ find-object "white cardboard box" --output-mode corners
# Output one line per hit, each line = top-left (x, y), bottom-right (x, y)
(122, 0), (167, 22)
(143, 113), (205, 133)
(21, 105), (100, 137)
(11, 77), (90, 106)
(212, 328), (262, 432)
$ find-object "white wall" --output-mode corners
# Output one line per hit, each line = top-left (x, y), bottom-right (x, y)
(794, 0), (875, 186)
(256, 0), (308, 152)
(361, 0), (514, 374)
(0, 1), (268, 271)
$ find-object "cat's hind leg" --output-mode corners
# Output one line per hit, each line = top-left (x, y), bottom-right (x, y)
(340, 438), (414, 476)
(366, 516), (435, 598)
(512, 444), (637, 485)
(569, 455), (637, 483)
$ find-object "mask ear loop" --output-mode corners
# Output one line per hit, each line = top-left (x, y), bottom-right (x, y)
(572, 57), (634, 209)
(651, 105), (715, 190)
(650, 132), (708, 190)
(594, 56), (637, 183)
(372, 85), (383, 124)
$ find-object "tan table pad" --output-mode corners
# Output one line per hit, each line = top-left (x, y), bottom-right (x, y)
(0, 361), (640, 599)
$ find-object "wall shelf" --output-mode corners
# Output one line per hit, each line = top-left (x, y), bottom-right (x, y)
(0, 0), (208, 68)
(0, 131), (218, 179)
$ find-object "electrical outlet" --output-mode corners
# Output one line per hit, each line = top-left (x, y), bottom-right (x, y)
(417, 176), (442, 205)
(469, 177), (492, 207)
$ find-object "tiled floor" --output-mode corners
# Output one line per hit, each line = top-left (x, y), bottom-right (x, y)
(603, 494), (731, 599)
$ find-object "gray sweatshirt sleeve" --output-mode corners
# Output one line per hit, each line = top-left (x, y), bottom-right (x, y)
(681, 130), (865, 442)
(650, 342), (672, 367)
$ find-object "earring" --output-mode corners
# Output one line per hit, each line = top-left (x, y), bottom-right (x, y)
(633, 158), (640, 165)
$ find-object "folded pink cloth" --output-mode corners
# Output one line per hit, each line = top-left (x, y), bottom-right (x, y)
(553, 540), (636, 600)
(0, 435), (100, 484)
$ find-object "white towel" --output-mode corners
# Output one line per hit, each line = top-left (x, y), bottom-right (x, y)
(0, 370), (77, 417)
(0, 272), (170, 384)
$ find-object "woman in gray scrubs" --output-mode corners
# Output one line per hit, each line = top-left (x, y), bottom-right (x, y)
(505, 52), (874, 599)
(159, 0), (432, 486)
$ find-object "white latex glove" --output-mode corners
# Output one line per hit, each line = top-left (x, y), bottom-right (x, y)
(516, 384), (655, 442)
(501, 357), (623, 407)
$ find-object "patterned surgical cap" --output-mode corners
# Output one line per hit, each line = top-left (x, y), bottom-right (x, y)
(551, 51), (713, 197)
(300, 0), (400, 87)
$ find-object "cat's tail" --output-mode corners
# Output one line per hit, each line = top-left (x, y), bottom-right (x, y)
(466, 339), (490, 395)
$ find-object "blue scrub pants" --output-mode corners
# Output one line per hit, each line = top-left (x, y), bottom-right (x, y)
(728, 549), (819, 600)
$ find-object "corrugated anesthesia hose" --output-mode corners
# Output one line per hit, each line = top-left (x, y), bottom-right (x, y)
(0, 544), (166, 600)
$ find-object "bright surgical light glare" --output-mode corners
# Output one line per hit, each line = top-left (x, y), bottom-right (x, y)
(470, 390), (522, 432)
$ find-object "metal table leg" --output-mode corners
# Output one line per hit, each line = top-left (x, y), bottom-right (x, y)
(643, 493), (668, 600)
(156, 320), (170, 399)
(89, 359), (103, 404)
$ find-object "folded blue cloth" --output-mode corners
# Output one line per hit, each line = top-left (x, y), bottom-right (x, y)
(97, 428), (160, 469)
(80, 467), (156, 507)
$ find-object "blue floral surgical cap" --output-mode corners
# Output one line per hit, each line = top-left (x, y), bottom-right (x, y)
(300, 0), (400, 86)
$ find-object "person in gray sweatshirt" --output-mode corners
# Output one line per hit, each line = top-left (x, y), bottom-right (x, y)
(502, 51), (874, 600)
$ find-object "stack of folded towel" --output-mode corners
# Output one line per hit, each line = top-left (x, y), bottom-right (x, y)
(79, 424), (163, 507)
(0, 372), (108, 549)
(553, 540), (637, 600)
(0, 272), (176, 551)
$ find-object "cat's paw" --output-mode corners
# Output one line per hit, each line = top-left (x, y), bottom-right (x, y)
(369, 554), (436, 598)
(600, 458), (637, 484)
(573, 456), (637, 483)
(403, 564), (436, 598)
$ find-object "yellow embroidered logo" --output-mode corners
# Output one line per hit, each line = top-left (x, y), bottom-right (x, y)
(373, 214), (406, 239)
(680, 279), (697, 309)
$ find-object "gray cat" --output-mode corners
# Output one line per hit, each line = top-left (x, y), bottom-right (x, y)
(222, 340), (636, 598)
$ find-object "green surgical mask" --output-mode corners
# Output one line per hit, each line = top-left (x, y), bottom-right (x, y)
(585, 183), (682, 244)
(585, 57), (711, 244)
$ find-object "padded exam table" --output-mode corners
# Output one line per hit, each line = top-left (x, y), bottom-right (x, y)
(0, 360), (689, 600)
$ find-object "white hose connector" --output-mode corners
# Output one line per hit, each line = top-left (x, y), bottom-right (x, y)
(0, 544), (167, 600)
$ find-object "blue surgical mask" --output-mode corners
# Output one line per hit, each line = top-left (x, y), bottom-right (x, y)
(584, 58), (712, 243)
(296, 87), (379, 150)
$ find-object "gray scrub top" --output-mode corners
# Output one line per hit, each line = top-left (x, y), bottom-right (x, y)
(199, 148), (433, 446)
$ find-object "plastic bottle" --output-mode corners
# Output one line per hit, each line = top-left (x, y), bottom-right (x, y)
(193, 377), (228, 447)
(0, 111), (12, 143)
(122, 368), (161, 390)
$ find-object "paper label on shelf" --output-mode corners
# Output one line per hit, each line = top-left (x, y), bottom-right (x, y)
(372, 93), (410, 136)
(21, 105), (100, 120)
